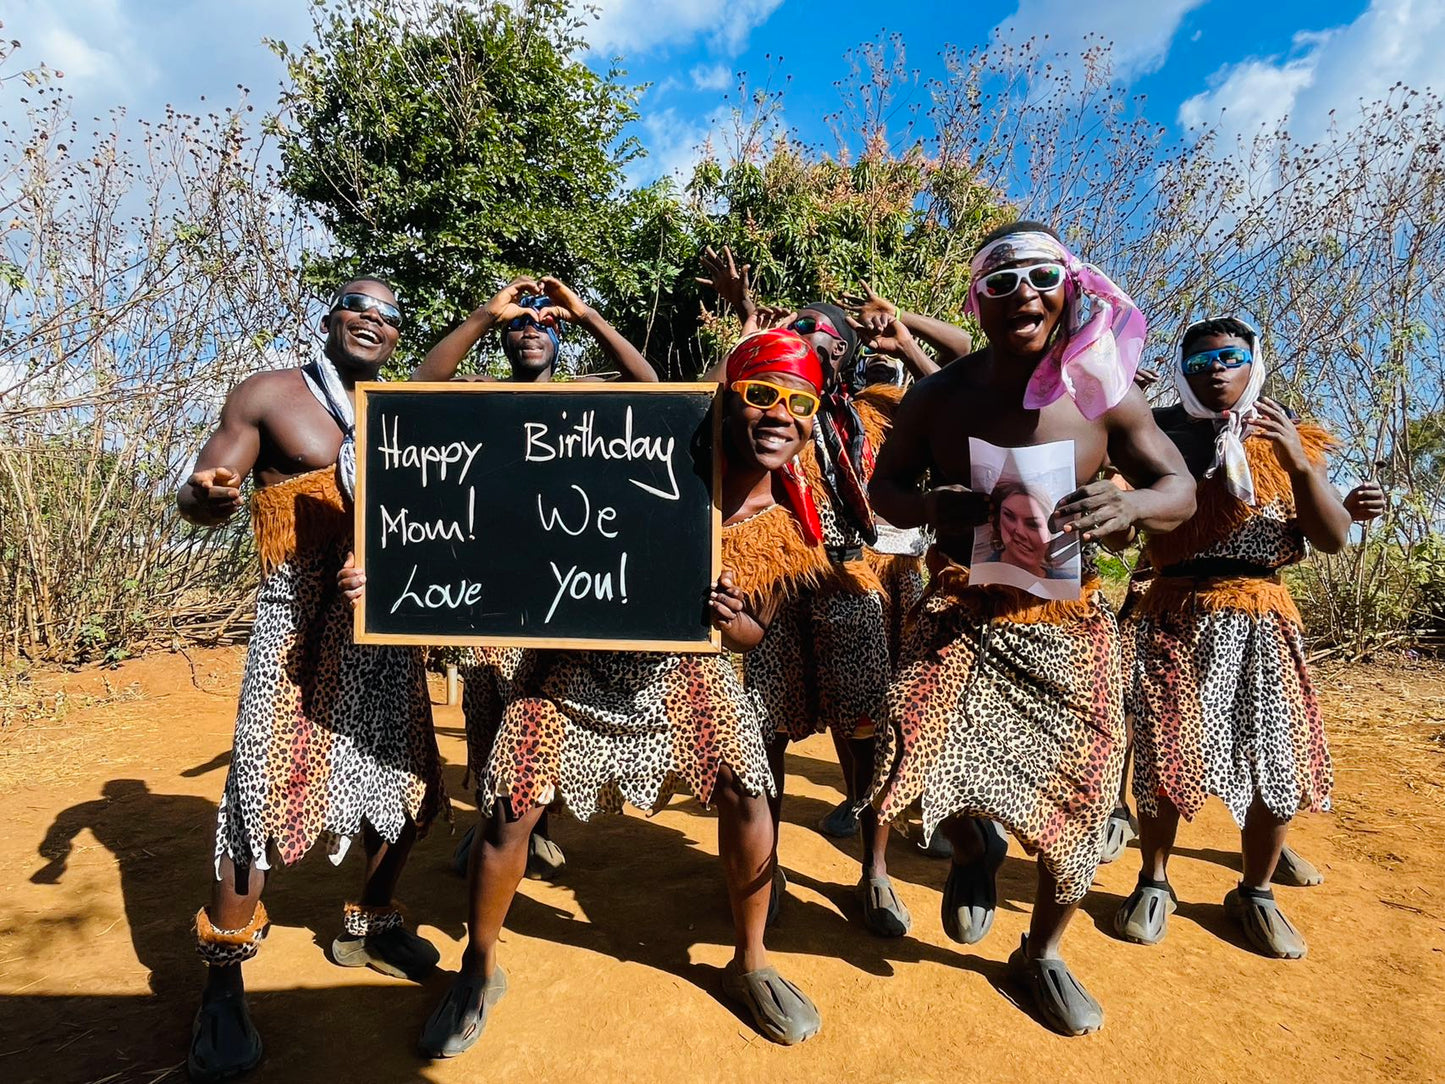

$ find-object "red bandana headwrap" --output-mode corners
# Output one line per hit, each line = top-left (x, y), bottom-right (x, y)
(723, 330), (825, 546)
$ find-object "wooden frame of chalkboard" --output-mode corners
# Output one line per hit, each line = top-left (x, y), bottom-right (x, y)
(352, 381), (723, 652)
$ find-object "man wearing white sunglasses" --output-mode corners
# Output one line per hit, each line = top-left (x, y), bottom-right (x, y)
(869, 220), (1195, 1036)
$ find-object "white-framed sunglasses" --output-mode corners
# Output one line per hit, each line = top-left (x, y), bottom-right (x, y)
(977, 262), (1067, 299)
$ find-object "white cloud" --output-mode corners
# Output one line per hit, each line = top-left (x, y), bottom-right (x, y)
(1178, 0), (1445, 143)
(585, 0), (783, 57)
(2, 0), (310, 128)
(991, 0), (1207, 80)
(632, 105), (727, 186)
(690, 62), (733, 92)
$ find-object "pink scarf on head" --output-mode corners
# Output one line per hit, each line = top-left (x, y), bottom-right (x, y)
(966, 231), (1146, 420)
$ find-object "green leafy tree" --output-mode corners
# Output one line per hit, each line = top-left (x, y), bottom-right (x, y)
(269, 0), (647, 371)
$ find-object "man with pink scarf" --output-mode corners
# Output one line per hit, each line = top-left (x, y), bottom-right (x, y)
(868, 220), (1195, 1035)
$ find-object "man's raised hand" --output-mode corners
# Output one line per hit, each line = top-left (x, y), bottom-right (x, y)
(697, 245), (756, 321)
(840, 280), (897, 325)
(539, 276), (592, 324)
(1344, 480), (1387, 522)
(851, 311), (912, 358)
(184, 466), (243, 524)
(483, 277), (542, 324)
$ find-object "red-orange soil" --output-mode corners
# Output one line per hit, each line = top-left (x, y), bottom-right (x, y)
(1, 648), (1442, 1083)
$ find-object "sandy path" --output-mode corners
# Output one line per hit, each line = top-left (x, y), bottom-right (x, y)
(1, 648), (1442, 1083)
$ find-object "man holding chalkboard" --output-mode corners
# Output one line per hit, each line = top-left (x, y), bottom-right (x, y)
(177, 278), (447, 1083)
(404, 276), (660, 883)
(357, 328), (826, 1056)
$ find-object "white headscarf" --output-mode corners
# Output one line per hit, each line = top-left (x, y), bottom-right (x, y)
(301, 355), (360, 500)
(1174, 317), (1266, 505)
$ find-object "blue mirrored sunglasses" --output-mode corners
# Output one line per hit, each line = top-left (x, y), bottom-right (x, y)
(1182, 345), (1252, 376)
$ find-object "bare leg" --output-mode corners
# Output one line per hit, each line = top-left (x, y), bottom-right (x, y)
(765, 736), (788, 853)
(460, 801), (546, 980)
(716, 765), (821, 1044)
(714, 767), (774, 971)
(1026, 861), (1080, 959)
(831, 728), (857, 802)
(1240, 794), (1290, 890)
(360, 817), (417, 906)
(849, 737), (889, 879)
(203, 858), (266, 999)
(1009, 860), (1104, 1035)
(942, 814), (986, 865)
(1137, 796), (1181, 884)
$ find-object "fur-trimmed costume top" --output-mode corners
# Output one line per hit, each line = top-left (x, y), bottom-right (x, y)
(250, 466), (351, 575)
(1137, 420), (1334, 624)
(798, 382), (906, 597)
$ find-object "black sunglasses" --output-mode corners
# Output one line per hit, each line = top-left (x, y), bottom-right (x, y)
(332, 292), (403, 329)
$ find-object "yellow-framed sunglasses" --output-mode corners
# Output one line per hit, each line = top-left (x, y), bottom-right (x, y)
(731, 379), (821, 420)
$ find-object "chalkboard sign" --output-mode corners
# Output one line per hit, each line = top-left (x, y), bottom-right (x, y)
(353, 382), (722, 651)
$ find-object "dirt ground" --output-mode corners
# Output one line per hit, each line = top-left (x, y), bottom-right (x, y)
(1, 647), (1443, 1084)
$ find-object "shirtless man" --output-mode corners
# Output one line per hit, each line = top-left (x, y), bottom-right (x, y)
(869, 221), (1195, 1035)
(179, 278), (446, 1082)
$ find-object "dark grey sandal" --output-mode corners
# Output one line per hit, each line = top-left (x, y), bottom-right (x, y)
(765, 865), (787, 929)
(1099, 806), (1139, 864)
(1224, 886), (1308, 959)
(818, 798), (862, 839)
(187, 990), (263, 1083)
(1008, 936), (1104, 1036)
(450, 823), (477, 877)
(526, 832), (566, 881)
(1113, 880), (1177, 945)
(941, 819), (1007, 945)
(1272, 846), (1323, 887)
(857, 875), (912, 938)
(721, 962), (821, 1045)
(418, 967), (509, 1058)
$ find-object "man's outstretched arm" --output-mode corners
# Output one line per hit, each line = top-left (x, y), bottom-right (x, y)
(177, 378), (266, 526)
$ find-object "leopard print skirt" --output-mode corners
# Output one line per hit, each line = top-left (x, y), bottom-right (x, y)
(461, 646), (533, 806)
(873, 579), (1124, 905)
(213, 545), (446, 875)
(477, 650), (774, 821)
(746, 587), (891, 743)
(1126, 597), (1332, 826)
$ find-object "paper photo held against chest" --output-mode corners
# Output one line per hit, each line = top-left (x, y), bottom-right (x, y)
(969, 436), (1081, 600)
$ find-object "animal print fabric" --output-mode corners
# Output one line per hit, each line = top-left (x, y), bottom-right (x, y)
(1127, 432), (1333, 825)
(746, 391), (902, 743)
(461, 647), (534, 806)
(1127, 606), (1330, 824)
(477, 650), (774, 820)
(873, 568), (1125, 905)
(747, 586), (890, 742)
(213, 469), (446, 877)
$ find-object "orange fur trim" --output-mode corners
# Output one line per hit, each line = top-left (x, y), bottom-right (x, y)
(854, 386), (903, 440)
(723, 504), (833, 606)
(865, 549), (924, 580)
(250, 467), (350, 574)
(195, 900), (270, 946)
(929, 559), (1102, 625)
(1146, 424), (1334, 569)
(1137, 575), (1302, 624)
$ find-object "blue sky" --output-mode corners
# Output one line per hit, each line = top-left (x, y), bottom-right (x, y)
(4, 0), (1439, 185)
